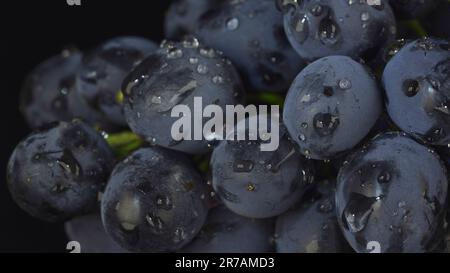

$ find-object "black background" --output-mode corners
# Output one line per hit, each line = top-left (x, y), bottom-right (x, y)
(1, 0), (171, 252)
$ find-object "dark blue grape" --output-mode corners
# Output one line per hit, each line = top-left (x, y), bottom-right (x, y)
(122, 38), (244, 154)
(336, 132), (448, 253)
(283, 55), (382, 160)
(65, 213), (129, 253)
(75, 36), (158, 127)
(210, 117), (315, 218)
(164, 0), (223, 39)
(382, 37), (450, 146)
(19, 49), (85, 129)
(276, 180), (351, 253)
(101, 147), (210, 252)
(180, 206), (274, 253)
(194, 0), (306, 92)
(443, 228), (450, 253)
(279, 0), (396, 61)
(7, 120), (114, 222)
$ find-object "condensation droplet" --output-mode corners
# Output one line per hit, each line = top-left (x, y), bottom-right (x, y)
(166, 48), (183, 59)
(197, 64), (209, 74)
(361, 12), (370, 22)
(226, 17), (239, 31)
(338, 78), (352, 90)
(151, 96), (162, 104)
(189, 57), (198, 64)
(212, 75), (224, 84)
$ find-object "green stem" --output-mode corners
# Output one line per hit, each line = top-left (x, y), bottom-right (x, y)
(404, 20), (428, 38)
(104, 131), (143, 158)
(193, 154), (211, 173)
(247, 92), (285, 107)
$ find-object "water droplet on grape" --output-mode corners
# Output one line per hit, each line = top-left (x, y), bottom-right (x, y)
(166, 47), (183, 59)
(313, 113), (340, 136)
(377, 171), (391, 183)
(361, 12), (370, 22)
(342, 193), (377, 233)
(226, 17), (239, 31)
(403, 79), (420, 97)
(197, 64), (209, 74)
(319, 18), (340, 45)
(146, 213), (164, 233)
(338, 78), (352, 90)
(233, 160), (254, 173)
(212, 75), (224, 84)
(189, 57), (198, 64)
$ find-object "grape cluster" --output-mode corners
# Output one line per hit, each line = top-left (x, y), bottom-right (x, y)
(7, 0), (450, 253)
